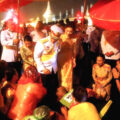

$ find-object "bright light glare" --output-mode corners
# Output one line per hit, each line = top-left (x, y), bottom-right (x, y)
(2, 9), (18, 24)
(5, 9), (14, 21)
(13, 17), (18, 24)
(88, 17), (93, 26)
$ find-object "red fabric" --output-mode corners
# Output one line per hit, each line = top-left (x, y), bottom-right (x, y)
(8, 66), (47, 120)
(89, 0), (120, 30)
(0, 0), (34, 12)
(8, 83), (47, 120)
(18, 65), (41, 84)
(0, 0), (48, 12)
(18, 73), (41, 84)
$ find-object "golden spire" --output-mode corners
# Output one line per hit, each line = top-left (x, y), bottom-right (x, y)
(43, 0), (53, 23)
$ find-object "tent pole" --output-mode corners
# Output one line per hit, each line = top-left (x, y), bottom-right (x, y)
(16, 0), (20, 61)
(17, 0), (20, 37)
(81, 0), (87, 32)
(83, 0), (87, 17)
(82, 0), (87, 24)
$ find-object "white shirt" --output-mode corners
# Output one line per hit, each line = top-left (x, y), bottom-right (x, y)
(86, 26), (95, 43)
(34, 36), (59, 74)
(100, 32), (120, 60)
(1, 29), (22, 62)
(30, 30), (45, 42)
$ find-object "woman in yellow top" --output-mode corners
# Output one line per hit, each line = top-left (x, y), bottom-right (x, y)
(92, 54), (112, 101)
(20, 35), (36, 71)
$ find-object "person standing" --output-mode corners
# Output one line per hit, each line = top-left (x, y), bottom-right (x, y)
(1, 19), (22, 77)
(34, 24), (63, 110)
(57, 26), (78, 91)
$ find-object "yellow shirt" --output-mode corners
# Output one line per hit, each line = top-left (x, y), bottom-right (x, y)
(68, 102), (101, 120)
(92, 64), (112, 87)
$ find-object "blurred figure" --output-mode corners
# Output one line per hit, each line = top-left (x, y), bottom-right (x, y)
(20, 35), (36, 71)
(61, 86), (101, 120)
(0, 66), (18, 115)
(23, 105), (65, 120)
(112, 59), (120, 103)
(8, 66), (47, 120)
(56, 86), (74, 110)
(30, 21), (46, 43)
(89, 28), (102, 62)
(56, 86), (68, 101)
(26, 24), (34, 35)
(0, 22), (8, 59)
(0, 60), (8, 82)
(112, 59), (120, 93)
(92, 54), (112, 101)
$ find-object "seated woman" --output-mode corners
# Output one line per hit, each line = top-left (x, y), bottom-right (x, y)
(112, 59), (120, 93)
(112, 59), (120, 103)
(0, 60), (8, 113)
(92, 54), (112, 101)
(0, 66), (18, 115)
(8, 66), (47, 120)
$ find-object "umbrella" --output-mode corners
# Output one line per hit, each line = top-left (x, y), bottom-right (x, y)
(0, 0), (48, 12)
(0, 0), (48, 31)
(0, 0), (33, 12)
(89, 0), (120, 31)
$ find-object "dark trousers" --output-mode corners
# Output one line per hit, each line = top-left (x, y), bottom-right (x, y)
(39, 71), (59, 111)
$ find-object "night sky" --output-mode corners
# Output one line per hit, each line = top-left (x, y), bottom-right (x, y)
(0, 0), (97, 24)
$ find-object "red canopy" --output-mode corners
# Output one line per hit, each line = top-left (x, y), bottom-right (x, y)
(0, 0), (48, 12)
(89, 0), (120, 31)
(0, 0), (34, 12)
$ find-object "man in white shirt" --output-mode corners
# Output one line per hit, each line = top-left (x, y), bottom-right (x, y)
(34, 24), (63, 75)
(1, 19), (22, 77)
(34, 24), (63, 108)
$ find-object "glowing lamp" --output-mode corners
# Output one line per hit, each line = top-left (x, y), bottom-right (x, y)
(76, 11), (83, 21)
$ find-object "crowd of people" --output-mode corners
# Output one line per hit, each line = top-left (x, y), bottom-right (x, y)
(0, 18), (120, 120)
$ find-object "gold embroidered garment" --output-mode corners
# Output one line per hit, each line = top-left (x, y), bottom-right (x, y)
(92, 64), (112, 100)
(20, 44), (35, 70)
(58, 34), (76, 91)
